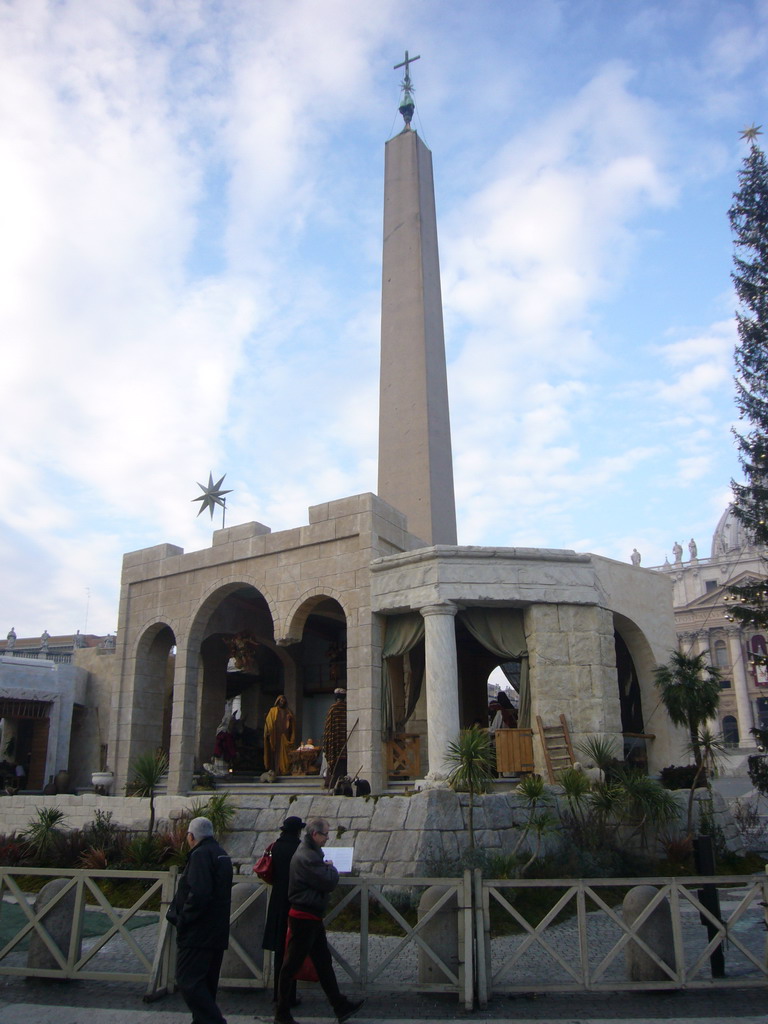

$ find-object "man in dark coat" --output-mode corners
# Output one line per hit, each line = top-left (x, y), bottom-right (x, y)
(274, 817), (363, 1024)
(167, 816), (233, 1024)
(262, 815), (305, 1004)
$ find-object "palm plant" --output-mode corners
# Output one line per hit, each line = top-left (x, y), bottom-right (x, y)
(557, 766), (592, 833)
(611, 766), (678, 848)
(127, 750), (169, 837)
(654, 650), (721, 771)
(577, 735), (620, 782)
(183, 793), (236, 838)
(445, 728), (496, 850)
(20, 806), (67, 863)
(512, 773), (554, 861)
(519, 811), (555, 876)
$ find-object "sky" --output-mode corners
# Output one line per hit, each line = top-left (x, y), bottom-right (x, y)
(1, 0), (767, 639)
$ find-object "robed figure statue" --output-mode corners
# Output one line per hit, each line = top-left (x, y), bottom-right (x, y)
(263, 696), (296, 776)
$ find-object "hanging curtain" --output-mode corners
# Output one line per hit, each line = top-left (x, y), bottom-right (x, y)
(381, 613), (425, 738)
(458, 607), (531, 728)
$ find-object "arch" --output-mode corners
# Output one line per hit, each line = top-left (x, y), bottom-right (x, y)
(283, 586), (351, 642)
(182, 581), (283, 775)
(132, 621), (177, 760)
(129, 616), (183, 661)
(191, 575), (280, 650)
(613, 612), (658, 768)
(282, 593), (349, 760)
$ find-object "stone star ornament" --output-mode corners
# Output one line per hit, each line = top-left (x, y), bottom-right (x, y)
(192, 472), (232, 518)
(740, 124), (763, 144)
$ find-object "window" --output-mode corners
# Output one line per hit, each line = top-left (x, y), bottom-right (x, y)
(705, 580), (717, 593)
(713, 639), (729, 670)
(722, 715), (739, 745)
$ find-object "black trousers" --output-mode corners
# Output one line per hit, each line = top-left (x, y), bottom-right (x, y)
(276, 916), (343, 1017)
(176, 944), (226, 1024)
(272, 938), (299, 1004)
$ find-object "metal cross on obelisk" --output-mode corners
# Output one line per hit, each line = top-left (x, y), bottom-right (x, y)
(394, 50), (420, 128)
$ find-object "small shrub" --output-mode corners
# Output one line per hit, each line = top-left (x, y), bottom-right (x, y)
(534, 842), (650, 880)
(154, 820), (190, 867)
(660, 832), (694, 871)
(47, 827), (90, 867)
(79, 847), (109, 870)
(0, 835), (26, 866)
(732, 797), (768, 848)
(120, 833), (166, 869)
(484, 852), (521, 879)
(747, 755), (768, 797)
(84, 809), (119, 848)
(659, 764), (701, 790)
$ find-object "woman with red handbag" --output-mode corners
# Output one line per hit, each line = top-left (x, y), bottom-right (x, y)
(261, 816), (305, 1006)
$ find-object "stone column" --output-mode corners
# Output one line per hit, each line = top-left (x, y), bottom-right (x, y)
(727, 628), (754, 746)
(167, 642), (197, 795)
(420, 604), (460, 781)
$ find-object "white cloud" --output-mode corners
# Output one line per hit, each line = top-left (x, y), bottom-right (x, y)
(0, 0), (760, 632)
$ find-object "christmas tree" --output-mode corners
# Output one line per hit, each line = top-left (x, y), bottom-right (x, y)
(726, 125), (768, 631)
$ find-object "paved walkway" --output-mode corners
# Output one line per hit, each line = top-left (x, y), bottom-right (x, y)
(2, 981), (768, 1023)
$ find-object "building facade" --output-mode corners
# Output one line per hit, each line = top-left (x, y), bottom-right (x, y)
(650, 508), (768, 752)
(0, 632), (116, 789)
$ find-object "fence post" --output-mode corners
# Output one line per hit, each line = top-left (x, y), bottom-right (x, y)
(473, 868), (488, 1007)
(460, 870), (474, 1009)
(144, 866), (177, 1001)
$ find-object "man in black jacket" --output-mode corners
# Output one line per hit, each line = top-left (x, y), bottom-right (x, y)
(168, 816), (233, 1024)
(275, 817), (363, 1024)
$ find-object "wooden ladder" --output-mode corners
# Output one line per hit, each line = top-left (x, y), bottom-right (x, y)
(536, 714), (575, 782)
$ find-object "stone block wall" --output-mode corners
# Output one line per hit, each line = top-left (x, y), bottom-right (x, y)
(0, 793), (191, 836)
(0, 786), (742, 876)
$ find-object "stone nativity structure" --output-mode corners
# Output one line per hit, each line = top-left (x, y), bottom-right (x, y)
(2, 63), (683, 797)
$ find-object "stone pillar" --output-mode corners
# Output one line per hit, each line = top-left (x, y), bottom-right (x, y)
(27, 878), (80, 971)
(221, 881), (266, 979)
(421, 604), (460, 781)
(727, 628), (754, 746)
(167, 642), (198, 795)
(623, 884), (674, 982)
(417, 885), (457, 983)
(525, 603), (620, 775)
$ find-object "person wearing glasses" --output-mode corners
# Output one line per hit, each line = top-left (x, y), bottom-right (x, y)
(274, 817), (363, 1024)
(167, 816), (233, 1024)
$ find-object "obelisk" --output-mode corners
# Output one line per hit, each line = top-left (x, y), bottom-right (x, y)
(377, 54), (458, 546)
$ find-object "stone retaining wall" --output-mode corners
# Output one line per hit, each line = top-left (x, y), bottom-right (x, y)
(0, 792), (191, 836)
(0, 787), (742, 877)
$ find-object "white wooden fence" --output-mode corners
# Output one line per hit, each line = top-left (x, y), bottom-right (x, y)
(2, 866), (767, 1009)
(476, 872), (768, 1004)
